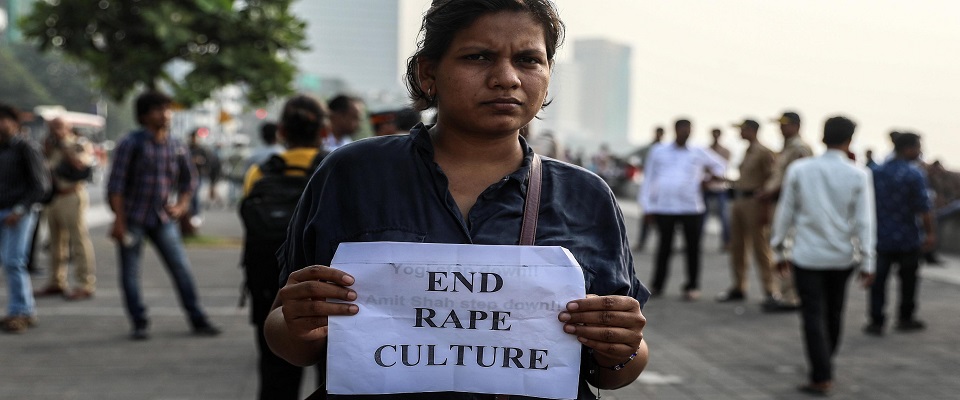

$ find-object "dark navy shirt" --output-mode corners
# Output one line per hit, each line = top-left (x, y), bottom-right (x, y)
(279, 124), (649, 400)
(872, 159), (932, 252)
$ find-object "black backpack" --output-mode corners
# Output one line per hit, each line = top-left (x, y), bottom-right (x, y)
(238, 151), (326, 246)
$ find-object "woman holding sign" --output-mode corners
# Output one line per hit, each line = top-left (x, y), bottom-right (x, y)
(264, 0), (650, 398)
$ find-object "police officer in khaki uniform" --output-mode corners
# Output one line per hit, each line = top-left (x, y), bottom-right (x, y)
(759, 111), (813, 312)
(716, 119), (778, 304)
(35, 117), (97, 300)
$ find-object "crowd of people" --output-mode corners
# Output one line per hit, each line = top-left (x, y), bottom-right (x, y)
(621, 110), (956, 396)
(2, 0), (960, 399)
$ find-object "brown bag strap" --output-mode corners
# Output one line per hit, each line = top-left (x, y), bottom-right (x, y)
(519, 153), (542, 246)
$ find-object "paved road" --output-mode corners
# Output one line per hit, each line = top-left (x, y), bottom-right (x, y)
(2, 194), (958, 399)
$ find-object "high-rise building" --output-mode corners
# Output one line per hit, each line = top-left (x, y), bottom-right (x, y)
(573, 38), (632, 150)
(538, 38), (632, 152)
(292, 1), (403, 102)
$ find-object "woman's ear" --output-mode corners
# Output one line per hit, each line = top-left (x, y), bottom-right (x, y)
(417, 56), (436, 95)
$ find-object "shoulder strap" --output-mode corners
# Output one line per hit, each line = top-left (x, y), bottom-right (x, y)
(124, 131), (147, 195)
(519, 154), (542, 246)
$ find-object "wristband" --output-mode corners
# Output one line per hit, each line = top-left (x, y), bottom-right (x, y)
(598, 351), (638, 371)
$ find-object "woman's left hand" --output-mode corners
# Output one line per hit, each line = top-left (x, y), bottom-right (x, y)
(558, 294), (645, 367)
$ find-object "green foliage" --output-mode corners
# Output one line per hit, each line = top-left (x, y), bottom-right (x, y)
(19, 0), (308, 106)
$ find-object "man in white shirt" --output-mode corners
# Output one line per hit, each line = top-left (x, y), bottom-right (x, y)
(770, 115), (876, 396)
(640, 119), (727, 300)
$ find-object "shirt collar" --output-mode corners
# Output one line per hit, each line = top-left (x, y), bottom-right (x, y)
(823, 149), (850, 161)
(410, 123), (535, 185)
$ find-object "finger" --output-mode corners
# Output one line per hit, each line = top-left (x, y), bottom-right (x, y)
(565, 325), (642, 358)
(566, 295), (639, 313)
(284, 296), (358, 318)
(279, 280), (358, 303)
(559, 310), (645, 329)
(288, 265), (355, 286)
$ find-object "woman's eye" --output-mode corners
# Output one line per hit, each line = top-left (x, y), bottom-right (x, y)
(518, 57), (542, 65)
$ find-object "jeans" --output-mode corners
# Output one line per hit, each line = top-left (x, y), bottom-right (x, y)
(793, 265), (854, 383)
(702, 190), (730, 246)
(870, 250), (921, 325)
(651, 214), (705, 292)
(1, 209), (39, 316)
(117, 221), (208, 328)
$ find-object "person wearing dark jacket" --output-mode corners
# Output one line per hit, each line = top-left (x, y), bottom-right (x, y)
(0, 102), (51, 333)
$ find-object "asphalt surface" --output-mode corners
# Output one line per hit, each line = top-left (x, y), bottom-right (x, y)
(2, 189), (958, 400)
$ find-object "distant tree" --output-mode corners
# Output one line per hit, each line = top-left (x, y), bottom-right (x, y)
(20, 0), (308, 106)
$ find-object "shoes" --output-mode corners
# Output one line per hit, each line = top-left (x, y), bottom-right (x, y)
(1, 315), (37, 334)
(762, 298), (800, 313)
(863, 323), (884, 336)
(130, 327), (150, 341)
(797, 381), (832, 397)
(34, 285), (66, 297)
(715, 290), (745, 302)
(895, 319), (926, 332)
(66, 289), (94, 301)
(192, 323), (222, 337)
(130, 321), (150, 341)
(682, 289), (701, 301)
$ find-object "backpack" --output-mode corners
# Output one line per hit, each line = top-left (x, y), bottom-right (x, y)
(238, 151), (326, 256)
(238, 150), (326, 322)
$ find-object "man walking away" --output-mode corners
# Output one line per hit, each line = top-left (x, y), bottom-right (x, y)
(770, 115), (875, 396)
(759, 111), (813, 312)
(0, 102), (51, 333)
(864, 132), (934, 336)
(106, 91), (221, 340)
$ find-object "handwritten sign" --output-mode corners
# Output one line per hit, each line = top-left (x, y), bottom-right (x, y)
(327, 242), (586, 399)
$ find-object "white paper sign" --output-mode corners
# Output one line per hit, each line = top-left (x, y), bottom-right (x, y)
(326, 242), (586, 399)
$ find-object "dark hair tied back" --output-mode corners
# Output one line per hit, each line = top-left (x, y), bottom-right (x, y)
(281, 95), (328, 147)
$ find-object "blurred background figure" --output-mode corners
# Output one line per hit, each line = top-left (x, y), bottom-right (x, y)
(221, 138), (251, 206)
(865, 132), (933, 336)
(703, 127), (731, 251)
(632, 126), (665, 252)
(716, 119), (777, 306)
(35, 117), (97, 301)
(324, 94), (364, 152)
(769, 115), (874, 396)
(244, 122), (284, 174)
(184, 128), (222, 236)
(640, 119), (727, 300)
(758, 111), (813, 312)
(0, 101), (50, 334)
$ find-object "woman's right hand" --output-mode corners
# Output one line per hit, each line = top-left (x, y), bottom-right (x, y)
(276, 265), (359, 342)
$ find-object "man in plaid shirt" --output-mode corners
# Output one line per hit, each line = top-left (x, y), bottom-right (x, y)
(106, 91), (221, 340)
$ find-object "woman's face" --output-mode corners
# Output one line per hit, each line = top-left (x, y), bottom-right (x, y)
(421, 11), (551, 137)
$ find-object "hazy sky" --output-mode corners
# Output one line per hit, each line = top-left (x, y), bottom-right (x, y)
(400, 0), (960, 168)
